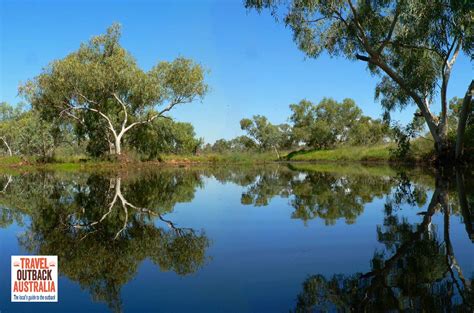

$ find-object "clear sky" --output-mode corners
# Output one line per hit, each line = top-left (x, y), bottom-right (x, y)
(1, 0), (472, 143)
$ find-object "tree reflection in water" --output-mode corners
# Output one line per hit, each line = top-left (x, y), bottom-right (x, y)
(0, 170), (209, 313)
(238, 165), (396, 224)
(0, 165), (472, 312)
(292, 169), (473, 312)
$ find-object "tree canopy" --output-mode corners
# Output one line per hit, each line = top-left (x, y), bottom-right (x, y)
(240, 115), (292, 158)
(20, 23), (208, 155)
(290, 98), (388, 149)
(0, 102), (70, 160)
(129, 118), (202, 159)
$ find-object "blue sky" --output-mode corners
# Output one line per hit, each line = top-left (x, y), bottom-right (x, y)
(0, 0), (471, 143)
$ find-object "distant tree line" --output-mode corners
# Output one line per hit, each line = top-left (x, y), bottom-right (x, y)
(204, 98), (392, 157)
(204, 95), (473, 160)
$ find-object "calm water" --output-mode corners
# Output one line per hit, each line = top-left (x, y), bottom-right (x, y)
(0, 164), (473, 312)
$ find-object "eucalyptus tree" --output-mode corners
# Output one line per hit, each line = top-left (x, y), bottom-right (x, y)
(20, 23), (208, 156)
(207, 136), (258, 153)
(246, 0), (473, 163)
(240, 115), (288, 158)
(229, 135), (258, 152)
(349, 116), (389, 146)
(128, 118), (202, 159)
(449, 96), (474, 155)
(209, 139), (232, 153)
(291, 98), (363, 148)
(15, 111), (66, 161)
(0, 102), (67, 159)
(289, 98), (387, 148)
(0, 102), (23, 156)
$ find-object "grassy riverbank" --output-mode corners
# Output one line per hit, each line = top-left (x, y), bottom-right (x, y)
(0, 140), (436, 170)
(0, 152), (279, 173)
(286, 145), (392, 162)
(286, 139), (434, 163)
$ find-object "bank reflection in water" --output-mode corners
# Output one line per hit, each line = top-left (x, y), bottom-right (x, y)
(0, 165), (472, 312)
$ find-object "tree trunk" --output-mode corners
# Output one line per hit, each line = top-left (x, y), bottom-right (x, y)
(434, 133), (452, 166)
(114, 135), (122, 155)
(0, 137), (12, 156)
(455, 80), (474, 161)
(273, 146), (280, 160)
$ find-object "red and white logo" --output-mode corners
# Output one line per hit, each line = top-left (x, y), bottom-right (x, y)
(11, 255), (58, 302)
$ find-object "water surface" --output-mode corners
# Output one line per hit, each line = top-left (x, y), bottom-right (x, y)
(0, 164), (473, 312)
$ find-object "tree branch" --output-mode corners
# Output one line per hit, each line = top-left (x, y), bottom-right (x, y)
(0, 137), (12, 156)
(112, 93), (129, 132)
(383, 42), (444, 58)
(440, 38), (461, 133)
(355, 54), (372, 62)
(372, 56), (441, 142)
(347, 0), (370, 48)
(64, 106), (118, 137)
(377, 3), (401, 54)
(73, 92), (118, 136)
(120, 98), (182, 134)
(304, 16), (329, 24)
(0, 175), (12, 193)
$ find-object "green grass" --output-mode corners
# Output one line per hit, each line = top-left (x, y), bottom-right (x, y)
(286, 141), (436, 164)
(286, 145), (393, 162)
(159, 151), (280, 164)
(0, 156), (28, 165)
(0, 155), (115, 173)
(0, 151), (279, 173)
(409, 137), (436, 162)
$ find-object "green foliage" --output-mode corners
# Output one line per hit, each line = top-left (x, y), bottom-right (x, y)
(349, 116), (390, 146)
(240, 115), (292, 156)
(448, 96), (474, 153)
(128, 118), (202, 159)
(0, 101), (24, 121)
(390, 114), (427, 161)
(207, 138), (232, 153)
(0, 102), (70, 160)
(15, 112), (60, 161)
(290, 98), (388, 149)
(203, 136), (260, 154)
(20, 23), (208, 156)
(0, 102), (24, 155)
(287, 145), (393, 162)
(229, 135), (258, 152)
(246, 0), (471, 111)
